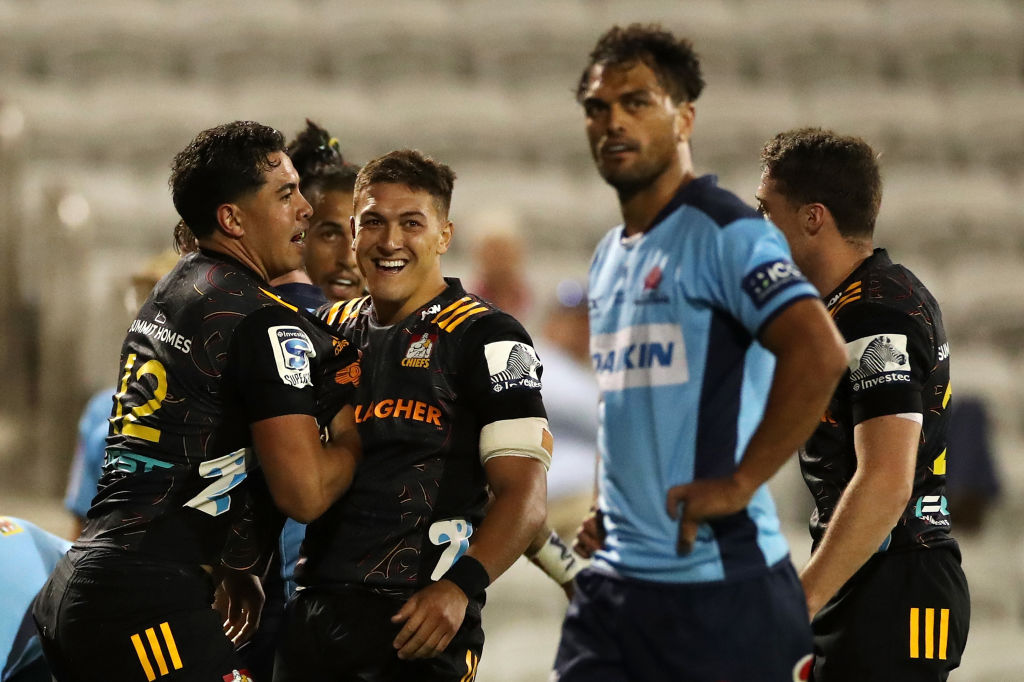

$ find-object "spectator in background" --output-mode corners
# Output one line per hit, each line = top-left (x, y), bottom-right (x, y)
(945, 394), (1001, 533)
(63, 249), (181, 539)
(467, 211), (532, 322)
(535, 280), (598, 537)
(1, 516), (70, 682)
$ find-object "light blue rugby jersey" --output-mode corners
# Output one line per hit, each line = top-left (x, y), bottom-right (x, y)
(0, 516), (70, 681)
(588, 175), (818, 584)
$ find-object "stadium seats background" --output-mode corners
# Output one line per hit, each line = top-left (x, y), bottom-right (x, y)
(1, 2), (1022, 678)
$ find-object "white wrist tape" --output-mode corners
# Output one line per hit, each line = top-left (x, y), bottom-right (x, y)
(529, 531), (589, 585)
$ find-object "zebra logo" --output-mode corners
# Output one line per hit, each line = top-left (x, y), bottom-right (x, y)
(484, 341), (542, 392)
(846, 334), (912, 391)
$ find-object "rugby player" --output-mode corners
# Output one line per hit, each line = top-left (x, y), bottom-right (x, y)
(757, 127), (970, 680)
(555, 24), (847, 681)
(32, 121), (362, 682)
(274, 149), (551, 681)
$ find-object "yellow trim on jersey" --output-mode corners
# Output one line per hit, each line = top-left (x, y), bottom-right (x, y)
(442, 305), (489, 331)
(910, 607), (950, 660)
(131, 634), (157, 682)
(932, 449), (947, 475)
(328, 296), (370, 325)
(939, 608), (950, 660)
(460, 649), (479, 682)
(258, 287), (299, 312)
(434, 297), (473, 321)
(160, 622), (184, 671)
(909, 608), (920, 658)
(145, 628), (169, 676)
(925, 607), (935, 659)
(942, 382), (952, 409)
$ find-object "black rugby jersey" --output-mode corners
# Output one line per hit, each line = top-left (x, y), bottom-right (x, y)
(300, 277), (547, 591)
(802, 249), (956, 553)
(81, 249), (359, 569)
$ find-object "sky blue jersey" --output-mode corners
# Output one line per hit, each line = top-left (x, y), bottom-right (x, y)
(588, 175), (818, 583)
(0, 516), (70, 681)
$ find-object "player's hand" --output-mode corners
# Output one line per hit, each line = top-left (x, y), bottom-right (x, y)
(573, 507), (605, 559)
(391, 580), (468, 660)
(666, 475), (755, 556)
(215, 569), (264, 647)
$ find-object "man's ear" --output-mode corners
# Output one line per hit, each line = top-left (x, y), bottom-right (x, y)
(216, 203), (244, 239)
(675, 101), (696, 143)
(803, 203), (828, 237)
(437, 220), (454, 255)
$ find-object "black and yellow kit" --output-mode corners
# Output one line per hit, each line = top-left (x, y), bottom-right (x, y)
(33, 249), (357, 682)
(276, 278), (546, 682)
(803, 249), (969, 681)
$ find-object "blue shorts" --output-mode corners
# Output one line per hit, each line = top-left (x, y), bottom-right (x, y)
(553, 559), (813, 682)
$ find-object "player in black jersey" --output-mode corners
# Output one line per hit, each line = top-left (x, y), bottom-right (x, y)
(274, 150), (551, 682)
(757, 128), (970, 681)
(32, 121), (363, 682)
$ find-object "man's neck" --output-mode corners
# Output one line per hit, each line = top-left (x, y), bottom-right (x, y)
(198, 236), (269, 282)
(619, 153), (695, 237)
(371, 277), (449, 327)
(813, 240), (874, 297)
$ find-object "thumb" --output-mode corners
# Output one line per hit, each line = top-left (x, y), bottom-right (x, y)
(665, 484), (690, 518)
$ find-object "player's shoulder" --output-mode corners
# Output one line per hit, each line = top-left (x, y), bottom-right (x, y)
(319, 295), (372, 332)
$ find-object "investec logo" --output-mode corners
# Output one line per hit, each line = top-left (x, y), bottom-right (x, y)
(591, 323), (687, 391)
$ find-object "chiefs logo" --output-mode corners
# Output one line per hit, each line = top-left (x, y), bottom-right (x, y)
(334, 361), (361, 387)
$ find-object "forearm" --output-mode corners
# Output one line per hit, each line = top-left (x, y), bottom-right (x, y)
(801, 471), (909, 616)
(466, 464), (547, 582)
(736, 352), (840, 491)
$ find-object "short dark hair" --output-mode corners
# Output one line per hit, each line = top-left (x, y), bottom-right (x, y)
(576, 24), (705, 104)
(286, 119), (360, 199)
(169, 121), (285, 239)
(760, 128), (882, 240)
(354, 150), (456, 217)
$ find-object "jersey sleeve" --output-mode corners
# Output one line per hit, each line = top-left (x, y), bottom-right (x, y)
(705, 218), (820, 338)
(835, 301), (929, 424)
(224, 305), (321, 423)
(459, 313), (547, 428)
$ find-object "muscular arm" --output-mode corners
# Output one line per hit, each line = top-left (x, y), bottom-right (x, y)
(251, 405), (361, 523)
(667, 298), (847, 552)
(391, 456), (547, 659)
(800, 414), (919, 618)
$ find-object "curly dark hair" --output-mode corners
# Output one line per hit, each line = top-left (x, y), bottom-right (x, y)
(286, 119), (360, 199)
(169, 121), (285, 239)
(760, 128), (882, 240)
(576, 23), (705, 104)
(354, 149), (456, 217)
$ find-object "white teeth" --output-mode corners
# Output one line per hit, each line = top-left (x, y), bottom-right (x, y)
(378, 259), (406, 268)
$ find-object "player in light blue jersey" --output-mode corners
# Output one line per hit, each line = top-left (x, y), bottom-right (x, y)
(553, 25), (847, 681)
(1, 517), (70, 682)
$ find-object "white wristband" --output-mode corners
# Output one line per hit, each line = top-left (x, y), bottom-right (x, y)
(529, 531), (589, 585)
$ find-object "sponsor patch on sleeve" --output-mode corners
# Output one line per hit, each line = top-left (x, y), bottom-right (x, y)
(846, 333), (911, 392)
(741, 259), (808, 309)
(484, 340), (542, 392)
(268, 325), (316, 388)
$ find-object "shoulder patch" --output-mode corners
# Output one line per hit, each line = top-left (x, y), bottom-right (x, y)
(267, 325), (316, 388)
(846, 333), (911, 392)
(741, 259), (808, 309)
(484, 341), (542, 392)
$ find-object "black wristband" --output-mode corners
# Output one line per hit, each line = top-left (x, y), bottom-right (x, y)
(442, 555), (491, 598)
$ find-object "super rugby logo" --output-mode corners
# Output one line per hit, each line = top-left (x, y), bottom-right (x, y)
(268, 325), (315, 388)
(591, 323), (687, 391)
(401, 332), (437, 369)
(846, 333), (911, 392)
(742, 259), (808, 309)
(485, 341), (542, 392)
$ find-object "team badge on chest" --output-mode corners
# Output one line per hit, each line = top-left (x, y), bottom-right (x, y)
(401, 332), (437, 368)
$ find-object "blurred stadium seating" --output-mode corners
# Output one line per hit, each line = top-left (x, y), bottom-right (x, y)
(1, 1), (1022, 678)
